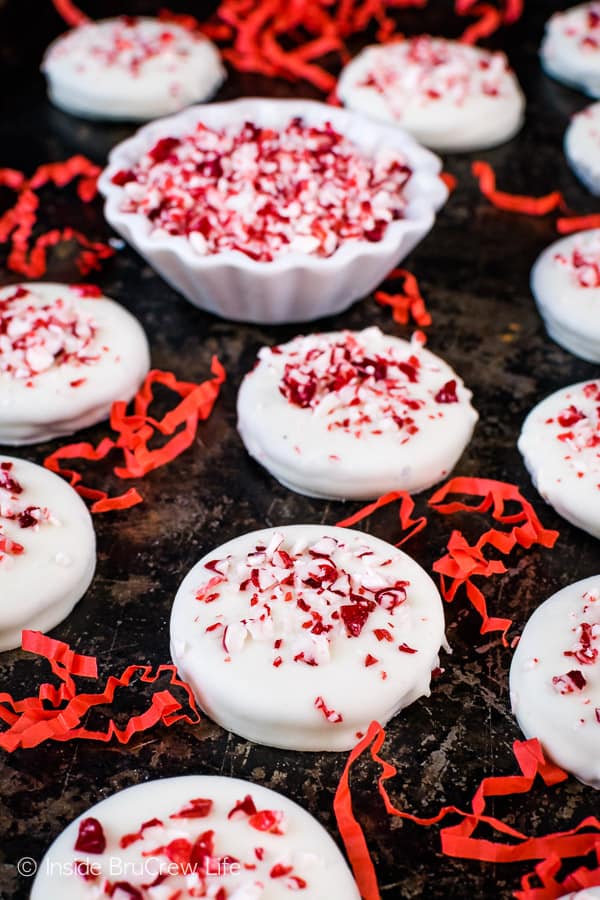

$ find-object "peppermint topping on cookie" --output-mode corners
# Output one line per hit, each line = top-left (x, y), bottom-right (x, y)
(0, 461), (51, 564)
(0, 285), (99, 381)
(551, 588), (599, 712)
(46, 16), (210, 76)
(70, 793), (313, 897)
(545, 382), (600, 486)
(555, 231), (600, 288)
(112, 118), (413, 261)
(356, 37), (512, 114)
(195, 531), (413, 672)
(272, 330), (460, 439)
(554, 1), (600, 48)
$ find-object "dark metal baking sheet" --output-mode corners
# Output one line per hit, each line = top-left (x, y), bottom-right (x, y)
(0, 2), (598, 898)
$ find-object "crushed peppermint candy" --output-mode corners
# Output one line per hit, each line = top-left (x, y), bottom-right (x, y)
(111, 117), (413, 261)
(554, 1), (600, 49)
(0, 285), (99, 381)
(0, 461), (51, 564)
(68, 792), (318, 897)
(354, 37), (514, 117)
(271, 329), (462, 439)
(555, 231), (600, 288)
(45, 16), (212, 77)
(195, 531), (414, 672)
(551, 587), (599, 708)
(544, 381), (600, 486)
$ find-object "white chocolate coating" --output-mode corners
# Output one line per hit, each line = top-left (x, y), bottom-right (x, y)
(170, 524), (445, 752)
(237, 327), (477, 501)
(31, 775), (361, 899)
(337, 36), (525, 152)
(565, 101), (600, 195)
(0, 456), (95, 651)
(559, 890), (600, 899)
(0, 283), (150, 445)
(531, 230), (600, 362)
(518, 381), (600, 539)
(42, 17), (225, 121)
(510, 575), (600, 788)
(540, 3), (600, 98)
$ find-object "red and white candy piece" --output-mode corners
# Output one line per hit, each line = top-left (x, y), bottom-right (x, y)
(42, 16), (225, 121)
(337, 36), (524, 152)
(31, 774), (360, 899)
(518, 380), (600, 539)
(0, 456), (95, 651)
(510, 575), (600, 788)
(0, 283), (150, 445)
(237, 327), (477, 500)
(540, 2), (600, 98)
(531, 229), (600, 362)
(565, 101), (600, 195)
(170, 525), (445, 751)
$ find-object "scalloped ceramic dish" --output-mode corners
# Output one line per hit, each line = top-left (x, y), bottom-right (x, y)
(99, 98), (447, 324)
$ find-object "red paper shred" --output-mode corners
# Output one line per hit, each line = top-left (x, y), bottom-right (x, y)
(51, 0), (89, 26)
(429, 477), (559, 644)
(557, 213), (600, 235)
(459, 3), (503, 43)
(472, 161), (567, 217)
(455, 0), (522, 41)
(336, 490), (427, 546)
(44, 359), (226, 513)
(158, 2), (522, 94)
(375, 268), (432, 327)
(440, 171), (458, 193)
(516, 851), (600, 900)
(0, 631), (200, 751)
(335, 722), (600, 900)
(0, 155), (113, 278)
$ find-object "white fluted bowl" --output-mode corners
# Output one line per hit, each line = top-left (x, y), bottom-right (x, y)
(99, 98), (447, 324)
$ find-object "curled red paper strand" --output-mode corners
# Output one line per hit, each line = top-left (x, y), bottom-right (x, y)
(375, 268), (432, 327)
(429, 477), (559, 644)
(335, 722), (600, 900)
(44, 358), (226, 513)
(158, 2), (522, 95)
(0, 156), (113, 278)
(51, 0), (89, 26)
(472, 161), (567, 217)
(557, 213), (600, 235)
(0, 631), (200, 751)
(336, 490), (427, 546)
(516, 851), (600, 899)
(440, 171), (458, 193)
(460, 3), (503, 43)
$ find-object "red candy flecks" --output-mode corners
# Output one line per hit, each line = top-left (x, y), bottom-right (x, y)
(74, 817), (107, 854)
(112, 118), (412, 262)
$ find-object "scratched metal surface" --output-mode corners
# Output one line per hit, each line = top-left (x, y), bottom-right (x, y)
(0, 1), (598, 898)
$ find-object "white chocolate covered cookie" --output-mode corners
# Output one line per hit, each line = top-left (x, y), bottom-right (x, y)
(565, 101), (600, 194)
(510, 575), (600, 788)
(531, 229), (600, 362)
(518, 381), (600, 539)
(559, 890), (600, 899)
(170, 524), (445, 752)
(31, 775), (361, 899)
(0, 283), (150, 445)
(237, 327), (477, 501)
(337, 36), (525, 152)
(0, 456), (95, 651)
(42, 16), (225, 121)
(541, 3), (600, 98)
